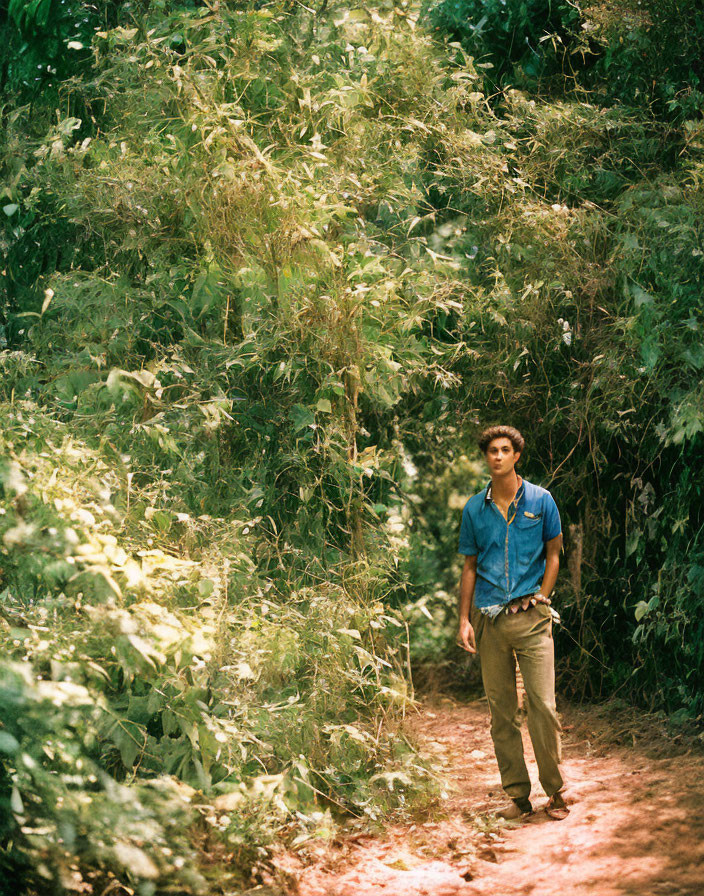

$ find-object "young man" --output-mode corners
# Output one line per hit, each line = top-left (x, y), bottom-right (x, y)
(457, 425), (568, 820)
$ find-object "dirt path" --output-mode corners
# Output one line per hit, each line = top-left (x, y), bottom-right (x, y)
(289, 698), (704, 896)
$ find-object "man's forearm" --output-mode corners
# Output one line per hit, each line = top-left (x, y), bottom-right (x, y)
(539, 554), (560, 598)
(459, 563), (477, 623)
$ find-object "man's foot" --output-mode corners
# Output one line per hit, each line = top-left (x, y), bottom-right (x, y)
(544, 791), (570, 820)
(496, 797), (533, 820)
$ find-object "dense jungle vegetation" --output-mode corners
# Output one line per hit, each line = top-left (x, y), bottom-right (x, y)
(1, 0), (703, 891)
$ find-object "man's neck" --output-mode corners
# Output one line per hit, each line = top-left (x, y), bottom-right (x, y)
(491, 471), (522, 504)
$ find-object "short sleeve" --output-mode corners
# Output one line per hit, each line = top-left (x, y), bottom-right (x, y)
(459, 505), (478, 555)
(542, 492), (562, 542)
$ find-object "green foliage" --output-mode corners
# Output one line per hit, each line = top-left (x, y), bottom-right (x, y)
(424, 0), (704, 119)
(2, 0), (100, 96)
(0, 659), (204, 893)
(1, 1), (459, 887)
(421, 0), (582, 83)
(0, 405), (427, 891)
(579, 1), (704, 120)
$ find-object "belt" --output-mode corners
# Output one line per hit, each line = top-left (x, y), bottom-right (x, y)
(504, 594), (551, 615)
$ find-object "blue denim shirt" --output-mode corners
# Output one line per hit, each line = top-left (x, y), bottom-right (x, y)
(459, 478), (561, 616)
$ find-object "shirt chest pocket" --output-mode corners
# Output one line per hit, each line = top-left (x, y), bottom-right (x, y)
(514, 513), (544, 555)
(515, 511), (542, 533)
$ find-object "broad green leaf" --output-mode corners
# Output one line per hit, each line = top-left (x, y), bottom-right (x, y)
(0, 731), (19, 754)
(289, 404), (316, 432)
(634, 600), (649, 622)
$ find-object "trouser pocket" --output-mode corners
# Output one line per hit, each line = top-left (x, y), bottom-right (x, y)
(470, 605), (487, 651)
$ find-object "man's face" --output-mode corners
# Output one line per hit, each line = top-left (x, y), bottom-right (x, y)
(485, 437), (520, 476)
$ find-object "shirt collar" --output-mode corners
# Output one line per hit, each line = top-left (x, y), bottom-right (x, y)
(485, 478), (525, 505)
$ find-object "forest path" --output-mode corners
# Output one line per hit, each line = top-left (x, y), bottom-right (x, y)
(291, 698), (704, 896)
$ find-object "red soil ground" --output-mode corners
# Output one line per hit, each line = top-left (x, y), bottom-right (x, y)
(282, 697), (704, 896)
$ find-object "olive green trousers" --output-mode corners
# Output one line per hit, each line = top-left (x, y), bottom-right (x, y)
(472, 601), (564, 801)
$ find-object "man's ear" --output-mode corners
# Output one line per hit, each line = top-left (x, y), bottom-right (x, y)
(514, 451), (521, 466)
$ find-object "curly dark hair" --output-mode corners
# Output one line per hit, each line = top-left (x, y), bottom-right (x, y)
(478, 425), (525, 454)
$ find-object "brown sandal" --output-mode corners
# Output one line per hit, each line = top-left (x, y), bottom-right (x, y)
(545, 792), (570, 820)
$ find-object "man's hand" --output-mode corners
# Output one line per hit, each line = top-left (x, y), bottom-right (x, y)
(458, 618), (476, 654)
